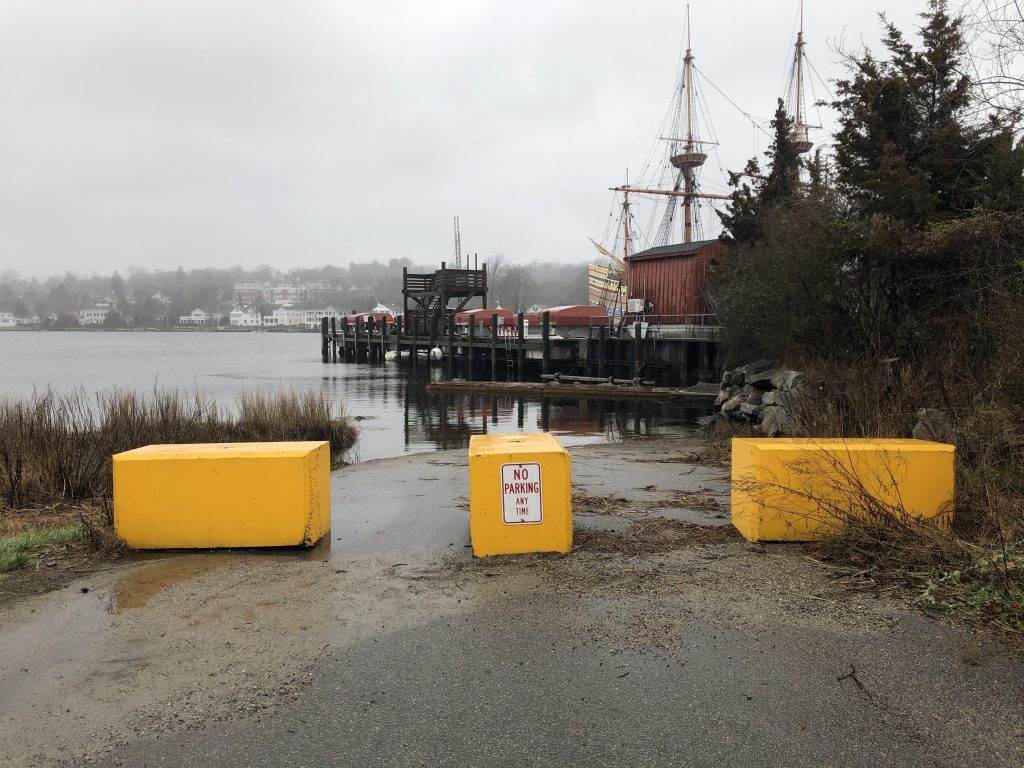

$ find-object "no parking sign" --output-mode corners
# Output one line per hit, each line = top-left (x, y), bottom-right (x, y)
(500, 462), (543, 524)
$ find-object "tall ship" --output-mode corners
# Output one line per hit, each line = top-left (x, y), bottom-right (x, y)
(587, 5), (727, 320)
(588, 2), (819, 323)
(586, 262), (627, 316)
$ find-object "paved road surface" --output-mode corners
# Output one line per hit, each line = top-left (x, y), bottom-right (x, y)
(0, 439), (1020, 767)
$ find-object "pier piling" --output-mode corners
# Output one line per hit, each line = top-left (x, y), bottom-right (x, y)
(517, 312), (525, 383)
(447, 313), (455, 378)
(634, 321), (642, 380)
(542, 311), (551, 376)
(468, 318), (475, 382)
(490, 313), (498, 382)
(356, 316), (364, 362)
(412, 316), (419, 367)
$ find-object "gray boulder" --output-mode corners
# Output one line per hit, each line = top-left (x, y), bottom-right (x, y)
(696, 413), (722, 436)
(770, 369), (804, 390)
(912, 408), (954, 444)
(760, 406), (792, 437)
(741, 360), (777, 377)
(741, 385), (764, 405)
(762, 389), (795, 409)
(721, 395), (743, 414)
(747, 368), (786, 390)
(739, 402), (761, 417)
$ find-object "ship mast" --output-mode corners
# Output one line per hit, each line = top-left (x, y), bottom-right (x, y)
(611, 4), (726, 245)
(622, 175), (632, 261)
(791, 0), (813, 153)
(682, 10), (696, 242)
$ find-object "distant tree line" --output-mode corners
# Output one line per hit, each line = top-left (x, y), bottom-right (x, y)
(0, 256), (590, 327)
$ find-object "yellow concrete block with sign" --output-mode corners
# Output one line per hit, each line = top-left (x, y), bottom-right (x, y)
(731, 438), (955, 542)
(468, 433), (572, 557)
(113, 442), (330, 549)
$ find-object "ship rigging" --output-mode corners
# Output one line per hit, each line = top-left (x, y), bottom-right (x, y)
(588, 1), (823, 317)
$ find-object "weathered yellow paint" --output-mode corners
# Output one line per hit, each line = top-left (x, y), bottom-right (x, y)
(468, 433), (572, 557)
(731, 438), (955, 542)
(113, 442), (330, 549)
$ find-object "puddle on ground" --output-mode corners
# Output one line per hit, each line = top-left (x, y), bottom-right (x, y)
(114, 556), (222, 613)
(112, 537), (333, 613)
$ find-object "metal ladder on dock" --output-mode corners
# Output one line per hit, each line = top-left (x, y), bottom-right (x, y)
(504, 332), (515, 379)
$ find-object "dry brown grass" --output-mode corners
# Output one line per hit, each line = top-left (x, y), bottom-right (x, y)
(0, 388), (358, 530)
(571, 492), (630, 516)
(711, 361), (1024, 641)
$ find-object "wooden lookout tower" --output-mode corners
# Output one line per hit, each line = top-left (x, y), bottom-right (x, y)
(402, 262), (488, 343)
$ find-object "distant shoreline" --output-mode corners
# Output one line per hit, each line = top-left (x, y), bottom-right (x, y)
(0, 327), (317, 333)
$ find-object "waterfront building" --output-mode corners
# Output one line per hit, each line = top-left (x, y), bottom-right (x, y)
(233, 281), (338, 307)
(265, 283), (306, 306)
(305, 282), (331, 303)
(178, 308), (212, 326)
(228, 306), (262, 327)
(263, 304), (347, 330)
(264, 305), (306, 327)
(302, 305), (346, 330)
(79, 304), (111, 325)
(233, 282), (265, 305)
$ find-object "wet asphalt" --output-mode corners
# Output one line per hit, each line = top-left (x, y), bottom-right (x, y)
(81, 589), (1023, 768)
(62, 443), (1024, 767)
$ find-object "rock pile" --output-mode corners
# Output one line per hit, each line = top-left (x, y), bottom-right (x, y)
(705, 361), (804, 437)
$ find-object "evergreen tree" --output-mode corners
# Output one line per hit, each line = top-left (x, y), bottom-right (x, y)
(831, 2), (981, 223)
(713, 0), (1024, 371)
(720, 99), (803, 243)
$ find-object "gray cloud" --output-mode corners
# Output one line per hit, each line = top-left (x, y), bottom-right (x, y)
(0, 1), (924, 278)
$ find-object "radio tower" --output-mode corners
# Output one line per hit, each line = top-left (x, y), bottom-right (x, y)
(453, 216), (462, 269)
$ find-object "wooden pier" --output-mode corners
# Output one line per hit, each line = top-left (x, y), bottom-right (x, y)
(321, 306), (723, 387)
(425, 380), (719, 405)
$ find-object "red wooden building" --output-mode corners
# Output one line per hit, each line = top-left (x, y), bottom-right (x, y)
(624, 239), (725, 320)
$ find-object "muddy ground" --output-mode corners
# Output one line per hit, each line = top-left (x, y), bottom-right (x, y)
(1, 438), (1022, 767)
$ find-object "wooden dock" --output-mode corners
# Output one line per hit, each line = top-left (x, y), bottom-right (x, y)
(425, 380), (719, 405)
(321, 306), (724, 387)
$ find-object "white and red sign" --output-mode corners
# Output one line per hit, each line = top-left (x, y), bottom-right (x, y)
(496, 320), (529, 338)
(500, 462), (543, 525)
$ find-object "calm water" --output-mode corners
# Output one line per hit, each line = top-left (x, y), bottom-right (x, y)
(0, 331), (707, 462)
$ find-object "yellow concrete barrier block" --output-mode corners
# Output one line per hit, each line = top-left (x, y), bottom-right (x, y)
(113, 442), (330, 549)
(468, 433), (572, 557)
(731, 438), (954, 542)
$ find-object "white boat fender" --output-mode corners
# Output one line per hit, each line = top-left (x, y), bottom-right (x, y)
(430, 347), (444, 361)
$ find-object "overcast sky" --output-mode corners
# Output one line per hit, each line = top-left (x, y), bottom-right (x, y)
(0, 1), (927, 279)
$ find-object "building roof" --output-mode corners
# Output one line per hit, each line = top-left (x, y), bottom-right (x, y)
(625, 239), (721, 261)
(272, 303), (341, 312)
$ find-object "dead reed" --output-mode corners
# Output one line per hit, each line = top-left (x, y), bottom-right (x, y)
(0, 387), (358, 517)
(719, 361), (1024, 641)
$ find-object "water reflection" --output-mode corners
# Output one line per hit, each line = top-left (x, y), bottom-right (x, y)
(0, 332), (710, 464)
(329, 363), (710, 461)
